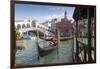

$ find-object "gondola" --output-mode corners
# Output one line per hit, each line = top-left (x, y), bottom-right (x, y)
(40, 37), (73, 41)
(36, 41), (58, 57)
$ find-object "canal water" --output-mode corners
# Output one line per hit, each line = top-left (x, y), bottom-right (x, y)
(15, 38), (73, 65)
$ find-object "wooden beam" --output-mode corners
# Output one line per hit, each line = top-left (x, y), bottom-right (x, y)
(87, 8), (92, 61)
(76, 20), (80, 61)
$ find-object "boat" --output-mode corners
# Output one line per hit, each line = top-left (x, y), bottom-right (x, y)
(36, 28), (60, 57)
(36, 41), (58, 57)
(40, 37), (73, 41)
(21, 32), (30, 40)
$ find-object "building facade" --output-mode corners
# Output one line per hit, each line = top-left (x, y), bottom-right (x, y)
(73, 7), (96, 62)
(56, 10), (74, 37)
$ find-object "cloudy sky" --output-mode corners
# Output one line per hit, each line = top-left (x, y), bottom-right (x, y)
(15, 4), (75, 23)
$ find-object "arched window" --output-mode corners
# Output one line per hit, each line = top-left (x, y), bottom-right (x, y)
(22, 24), (26, 28)
(27, 24), (30, 28)
(17, 24), (21, 29)
(31, 21), (36, 27)
(37, 25), (40, 28)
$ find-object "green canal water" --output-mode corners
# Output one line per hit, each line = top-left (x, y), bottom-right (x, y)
(15, 38), (73, 65)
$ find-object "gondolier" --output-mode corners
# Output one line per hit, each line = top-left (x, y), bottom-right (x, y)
(49, 35), (59, 46)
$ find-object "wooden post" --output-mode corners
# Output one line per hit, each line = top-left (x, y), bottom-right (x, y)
(72, 34), (75, 62)
(84, 45), (86, 62)
(83, 19), (87, 62)
(37, 29), (39, 41)
(43, 30), (47, 47)
(56, 28), (60, 60)
(36, 28), (40, 62)
(76, 20), (79, 62)
(87, 8), (92, 61)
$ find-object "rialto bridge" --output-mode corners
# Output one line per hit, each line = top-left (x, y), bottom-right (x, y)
(15, 20), (51, 37)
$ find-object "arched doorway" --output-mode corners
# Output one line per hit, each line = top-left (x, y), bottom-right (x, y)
(22, 24), (26, 28)
(27, 24), (30, 28)
(17, 24), (21, 29)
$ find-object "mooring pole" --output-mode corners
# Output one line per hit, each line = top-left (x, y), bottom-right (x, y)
(57, 28), (60, 60)
(87, 8), (92, 61)
(36, 28), (40, 62)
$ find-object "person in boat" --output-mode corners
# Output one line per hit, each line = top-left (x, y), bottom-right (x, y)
(49, 36), (59, 46)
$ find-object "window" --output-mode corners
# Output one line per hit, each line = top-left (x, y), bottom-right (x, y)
(22, 24), (26, 28)
(17, 24), (21, 29)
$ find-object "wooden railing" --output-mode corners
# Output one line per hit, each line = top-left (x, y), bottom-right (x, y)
(73, 37), (95, 62)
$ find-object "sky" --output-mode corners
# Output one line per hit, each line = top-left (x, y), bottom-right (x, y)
(15, 4), (75, 23)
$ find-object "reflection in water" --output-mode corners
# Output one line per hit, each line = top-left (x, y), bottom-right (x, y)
(15, 39), (73, 65)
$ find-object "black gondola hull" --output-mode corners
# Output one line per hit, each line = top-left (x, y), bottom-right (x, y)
(36, 42), (57, 57)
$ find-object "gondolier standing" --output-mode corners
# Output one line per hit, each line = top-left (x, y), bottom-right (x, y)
(49, 35), (60, 46)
